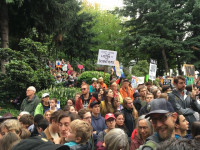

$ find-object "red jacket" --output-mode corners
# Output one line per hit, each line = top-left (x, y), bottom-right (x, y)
(75, 94), (92, 111)
(130, 133), (144, 150)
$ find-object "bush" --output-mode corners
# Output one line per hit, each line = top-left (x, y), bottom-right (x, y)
(37, 86), (80, 108)
(0, 108), (19, 117)
(78, 71), (110, 85)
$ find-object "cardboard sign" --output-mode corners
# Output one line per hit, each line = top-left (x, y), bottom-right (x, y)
(149, 63), (157, 80)
(97, 49), (117, 66)
(131, 76), (144, 88)
(114, 61), (121, 77)
(78, 64), (84, 70)
(62, 64), (68, 71)
(56, 61), (62, 68)
(184, 64), (195, 77)
(163, 79), (171, 85)
(186, 77), (195, 85)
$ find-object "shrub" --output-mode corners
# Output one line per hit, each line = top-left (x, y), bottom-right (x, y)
(78, 71), (110, 86)
(37, 86), (81, 108)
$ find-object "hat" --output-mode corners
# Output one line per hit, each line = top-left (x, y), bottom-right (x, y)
(90, 100), (101, 108)
(42, 93), (49, 98)
(145, 98), (174, 118)
(105, 113), (116, 121)
(12, 136), (70, 150)
(57, 73), (61, 77)
(92, 78), (97, 81)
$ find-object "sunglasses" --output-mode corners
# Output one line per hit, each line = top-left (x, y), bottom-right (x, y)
(81, 88), (86, 91)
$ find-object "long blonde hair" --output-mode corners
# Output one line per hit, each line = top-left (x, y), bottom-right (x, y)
(123, 97), (138, 120)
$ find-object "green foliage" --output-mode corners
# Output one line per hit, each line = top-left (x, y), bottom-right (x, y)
(78, 71), (110, 85)
(37, 87), (80, 108)
(0, 108), (19, 117)
(132, 60), (149, 77)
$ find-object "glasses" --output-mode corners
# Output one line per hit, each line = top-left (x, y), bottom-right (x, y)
(138, 126), (148, 130)
(149, 113), (173, 124)
(81, 88), (86, 91)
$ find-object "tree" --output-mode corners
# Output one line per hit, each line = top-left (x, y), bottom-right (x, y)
(121, 0), (196, 75)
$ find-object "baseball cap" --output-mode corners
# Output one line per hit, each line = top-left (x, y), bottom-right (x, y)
(90, 100), (101, 108)
(42, 93), (49, 98)
(105, 113), (116, 121)
(145, 98), (174, 118)
(12, 136), (70, 150)
(92, 78), (97, 81)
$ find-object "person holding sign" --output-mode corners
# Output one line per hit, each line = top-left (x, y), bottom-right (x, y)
(119, 79), (134, 101)
(168, 76), (200, 133)
(98, 77), (107, 89)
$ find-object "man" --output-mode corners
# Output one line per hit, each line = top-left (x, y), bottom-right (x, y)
(168, 75), (200, 131)
(89, 78), (98, 93)
(139, 98), (177, 150)
(34, 93), (50, 116)
(42, 110), (61, 142)
(175, 114), (189, 139)
(139, 93), (154, 116)
(98, 77), (107, 89)
(146, 81), (152, 92)
(20, 86), (40, 115)
(119, 79), (134, 100)
(75, 84), (92, 111)
(138, 86), (147, 107)
(78, 108), (92, 124)
(90, 101), (107, 135)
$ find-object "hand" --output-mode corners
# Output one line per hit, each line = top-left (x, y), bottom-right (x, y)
(191, 90), (197, 100)
(54, 137), (61, 144)
(93, 131), (97, 134)
(10, 100), (13, 103)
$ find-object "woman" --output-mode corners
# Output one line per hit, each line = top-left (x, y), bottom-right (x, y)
(100, 89), (117, 117)
(44, 110), (52, 122)
(111, 82), (123, 104)
(114, 112), (126, 132)
(130, 115), (153, 150)
(104, 128), (129, 150)
(96, 113), (116, 150)
(121, 97), (138, 137)
(152, 89), (161, 99)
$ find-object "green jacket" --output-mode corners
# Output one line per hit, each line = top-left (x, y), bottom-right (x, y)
(20, 95), (41, 116)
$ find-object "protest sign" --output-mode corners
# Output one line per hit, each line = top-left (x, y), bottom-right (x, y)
(163, 79), (172, 85)
(137, 77), (145, 84)
(131, 76), (145, 88)
(56, 60), (62, 68)
(78, 64), (84, 70)
(97, 49), (117, 66)
(114, 61), (121, 77)
(149, 59), (157, 80)
(184, 64), (195, 77)
(186, 77), (195, 86)
(62, 64), (68, 71)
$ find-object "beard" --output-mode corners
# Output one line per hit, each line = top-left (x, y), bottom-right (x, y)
(156, 125), (174, 140)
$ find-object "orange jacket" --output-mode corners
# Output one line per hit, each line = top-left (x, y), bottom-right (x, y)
(119, 87), (134, 101)
(100, 82), (107, 89)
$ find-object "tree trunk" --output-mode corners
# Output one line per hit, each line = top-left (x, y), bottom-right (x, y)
(162, 48), (169, 74)
(0, 0), (9, 74)
(176, 55), (183, 75)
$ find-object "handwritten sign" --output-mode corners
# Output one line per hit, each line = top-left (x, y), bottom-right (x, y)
(56, 60), (62, 68)
(97, 49), (117, 66)
(184, 64), (195, 77)
(62, 64), (68, 71)
(149, 63), (157, 80)
(114, 61), (121, 77)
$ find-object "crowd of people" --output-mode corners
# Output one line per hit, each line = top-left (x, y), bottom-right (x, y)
(1, 74), (200, 150)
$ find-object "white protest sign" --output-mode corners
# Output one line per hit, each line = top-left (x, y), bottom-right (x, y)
(149, 63), (157, 80)
(137, 77), (145, 84)
(97, 49), (117, 66)
(62, 64), (68, 71)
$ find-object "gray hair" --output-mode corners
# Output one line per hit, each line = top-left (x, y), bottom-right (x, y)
(27, 86), (36, 93)
(104, 128), (129, 150)
(136, 115), (153, 139)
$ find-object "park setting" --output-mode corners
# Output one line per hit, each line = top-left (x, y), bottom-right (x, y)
(0, 0), (200, 150)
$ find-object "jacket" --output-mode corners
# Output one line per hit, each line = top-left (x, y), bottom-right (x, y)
(91, 114), (107, 135)
(119, 87), (134, 100)
(121, 108), (136, 137)
(20, 95), (40, 116)
(168, 89), (200, 129)
(100, 101), (116, 117)
(34, 102), (50, 116)
(75, 94), (92, 111)
(130, 134), (144, 150)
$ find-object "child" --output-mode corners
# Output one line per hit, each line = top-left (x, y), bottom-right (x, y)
(64, 119), (92, 149)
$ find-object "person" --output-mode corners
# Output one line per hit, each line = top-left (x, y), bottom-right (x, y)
(20, 86), (40, 115)
(175, 114), (189, 139)
(104, 128), (129, 150)
(168, 75), (200, 131)
(139, 93), (154, 116)
(138, 98), (177, 150)
(67, 98), (75, 106)
(138, 85), (147, 108)
(100, 89), (117, 117)
(90, 101), (107, 135)
(44, 110), (52, 122)
(55, 73), (63, 83)
(162, 85), (171, 93)
(90, 78), (98, 93)
(19, 114), (34, 129)
(121, 97), (138, 137)
(152, 89), (161, 99)
(75, 84), (92, 111)
(55, 111), (75, 144)
(0, 132), (20, 150)
(74, 93), (81, 103)
(130, 115), (153, 150)
(111, 82), (123, 104)
(115, 97), (123, 111)
(160, 93), (168, 100)
(36, 119), (49, 134)
(146, 81), (152, 92)
(63, 105), (77, 114)
(42, 110), (61, 142)
(78, 108), (92, 124)
(64, 119), (92, 149)
(119, 79), (134, 100)
(98, 77), (107, 89)
(17, 111), (30, 120)
(114, 112), (126, 132)
(191, 121), (200, 138)
(96, 113), (116, 149)
(34, 93), (50, 116)
(47, 98), (59, 112)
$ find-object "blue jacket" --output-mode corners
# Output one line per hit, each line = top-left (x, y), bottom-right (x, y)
(91, 114), (107, 135)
